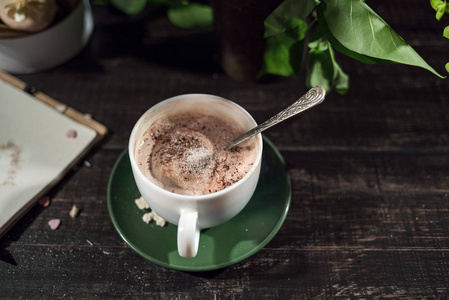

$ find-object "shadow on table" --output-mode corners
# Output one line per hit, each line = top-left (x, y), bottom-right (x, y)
(0, 141), (107, 267)
(187, 267), (228, 279)
(62, 9), (221, 75)
(0, 204), (45, 266)
(187, 247), (308, 281)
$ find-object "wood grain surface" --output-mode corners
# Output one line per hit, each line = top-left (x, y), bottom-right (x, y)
(1, 0), (448, 298)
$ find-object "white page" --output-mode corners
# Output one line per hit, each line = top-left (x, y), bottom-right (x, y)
(0, 80), (96, 231)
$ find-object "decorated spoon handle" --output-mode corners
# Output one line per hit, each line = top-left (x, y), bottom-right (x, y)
(225, 85), (326, 150)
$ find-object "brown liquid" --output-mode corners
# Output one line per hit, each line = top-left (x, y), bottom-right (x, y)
(136, 110), (258, 195)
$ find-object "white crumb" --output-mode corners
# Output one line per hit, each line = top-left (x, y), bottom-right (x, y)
(151, 211), (166, 227)
(134, 196), (166, 227)
(142, 211), (166, 227)
(155, 218), (166, 227)
(135, 196), (149, 210)
(142, 212), (153, 224)
(69, 204), (79, 218)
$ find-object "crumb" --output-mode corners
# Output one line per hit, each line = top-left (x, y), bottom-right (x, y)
(48, 219), (61, 230)
(56, 104), (67, 113)
(142, 212), (153, 224)
(65, 129), (77, 139)
(135, 196), (149, 210)
(142, 211), (166, 227)
(69, 204), (79, 218)
(152, 211), (166, 227)
(83, 161), (91, 168)
(155, 218), (166, 227)
(39, 196), (50, 207)
(134, 195), (166, 227)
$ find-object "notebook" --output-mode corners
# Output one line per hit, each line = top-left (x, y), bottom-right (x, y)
(0, 70), (107, 237)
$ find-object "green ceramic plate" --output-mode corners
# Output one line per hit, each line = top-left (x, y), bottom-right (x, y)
(107, 136), (291, 271)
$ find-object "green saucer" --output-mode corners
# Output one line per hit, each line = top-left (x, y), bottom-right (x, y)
(107, 136), (291, 271)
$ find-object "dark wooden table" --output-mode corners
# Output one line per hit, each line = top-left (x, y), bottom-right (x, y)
(2, 0), (449, 298)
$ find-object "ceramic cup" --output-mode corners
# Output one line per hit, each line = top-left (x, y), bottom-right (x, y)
(0, 0), (93, 74)
(129, 94), (263, 258)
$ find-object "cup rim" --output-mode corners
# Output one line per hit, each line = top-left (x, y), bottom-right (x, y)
(128, 93), (263, 201)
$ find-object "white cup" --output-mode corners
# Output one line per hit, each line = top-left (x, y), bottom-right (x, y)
(129, 94), (263, 258)
(0, 0), (93, 74)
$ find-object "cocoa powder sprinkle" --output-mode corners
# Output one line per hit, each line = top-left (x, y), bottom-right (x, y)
(136, 111), (257, 195)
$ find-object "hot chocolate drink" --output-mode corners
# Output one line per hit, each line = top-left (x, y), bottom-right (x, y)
(135, 110), (258, 195)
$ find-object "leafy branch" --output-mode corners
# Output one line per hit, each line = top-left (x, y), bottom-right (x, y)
(430, 0), (449, 72)
(102, 0), (446, 93)
(263, 0), (447, 94)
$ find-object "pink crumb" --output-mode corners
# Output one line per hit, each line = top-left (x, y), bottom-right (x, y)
(39, 196), (50, 207)
(65, 129), (77, 139)
(48, 219), (61, 230)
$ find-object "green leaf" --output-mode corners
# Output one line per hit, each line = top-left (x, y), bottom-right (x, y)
(167, 3), (213, 29)
(430, 0), (449, 19)
(430, 0), (443, 10)
(317, 9), (390, 64)
(262, 28), (305, 76)
(110, 0), (147, 14)
(444, 26), (449, 39)
(306, 39), (349, 95)
(318, 0), (445, 78)
(436, 5), (446, 20)
(262, 0), (313, 77)
(264, 0), (316, 38)
(308, 39), (328, 53)
(446, 62), (449, 73)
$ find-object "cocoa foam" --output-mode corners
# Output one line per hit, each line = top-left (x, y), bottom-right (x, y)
(136, 110), (258, 195)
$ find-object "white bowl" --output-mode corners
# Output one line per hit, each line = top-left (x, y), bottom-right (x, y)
(0, 0), (94, 74)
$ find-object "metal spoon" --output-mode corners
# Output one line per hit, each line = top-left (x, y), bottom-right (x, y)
(225, 85), (326, 150)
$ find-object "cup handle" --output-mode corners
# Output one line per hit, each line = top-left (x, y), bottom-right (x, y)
(177, 209), (200, 258)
